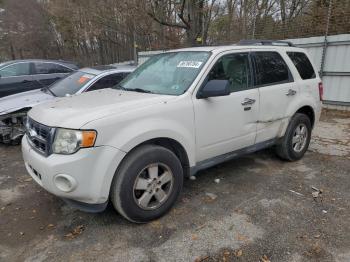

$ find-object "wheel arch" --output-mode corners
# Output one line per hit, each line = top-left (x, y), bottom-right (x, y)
(294, 105), (316, 128)
(125, 137), (191, 178)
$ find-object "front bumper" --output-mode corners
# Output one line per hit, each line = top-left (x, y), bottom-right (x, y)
(22, 135), (126, 205)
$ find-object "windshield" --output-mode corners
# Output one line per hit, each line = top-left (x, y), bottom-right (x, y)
(114, 51), (211, 95)
(49, 71), (95, 97)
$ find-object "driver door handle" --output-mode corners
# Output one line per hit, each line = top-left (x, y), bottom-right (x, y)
(286, 89), (297, 96)
(241, 98), (256, 106)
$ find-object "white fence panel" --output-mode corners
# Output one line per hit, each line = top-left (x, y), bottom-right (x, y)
(288, 34), (350, 105)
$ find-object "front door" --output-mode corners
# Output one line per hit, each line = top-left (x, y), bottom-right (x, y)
(193, 52), (259, 162)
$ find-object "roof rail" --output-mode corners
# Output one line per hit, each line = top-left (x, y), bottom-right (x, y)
(237, 39), (296, 47)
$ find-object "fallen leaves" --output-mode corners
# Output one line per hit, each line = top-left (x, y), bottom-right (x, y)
(223, 251), (230, 256)
(64, 225), (85, 240)
(235, 233), (249, 243)
(191, 234), (198, 240)
(47, 224), (55, 229)
(16, 176), (33, 183)
(149, 220), (163, 230)
(234, 249), (243, 257)
(194, 256), (209, 262)
(204, 192), (218, 202)
(260, 255), (271, 262)
(304, 242), (323, 257)
(311, 186), (323, 201)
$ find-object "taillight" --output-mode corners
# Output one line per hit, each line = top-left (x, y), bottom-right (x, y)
(318, 82), (324, 101)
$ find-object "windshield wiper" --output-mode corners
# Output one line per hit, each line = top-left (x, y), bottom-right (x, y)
(115, 85), (153, 94)
(129, 88), (153, 94)
(115, 84), (127, 91)
(41, 86), (56, 97)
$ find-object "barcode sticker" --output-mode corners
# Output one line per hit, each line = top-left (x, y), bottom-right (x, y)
(177, 61), (203, 68)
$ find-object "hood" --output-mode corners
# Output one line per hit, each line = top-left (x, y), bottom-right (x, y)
(0, 89), (54, 115)
(28, 89), (176, 129)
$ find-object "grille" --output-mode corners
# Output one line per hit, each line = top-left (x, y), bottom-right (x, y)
(26, 117), (54, 156)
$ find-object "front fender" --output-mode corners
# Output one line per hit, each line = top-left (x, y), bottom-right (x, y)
(92, 117), (196, 166)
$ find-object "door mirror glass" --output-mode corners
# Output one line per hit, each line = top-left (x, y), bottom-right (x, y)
(197, 80), (230, 99)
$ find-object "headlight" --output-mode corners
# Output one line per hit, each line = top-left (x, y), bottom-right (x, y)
(52, 128), (97, 154)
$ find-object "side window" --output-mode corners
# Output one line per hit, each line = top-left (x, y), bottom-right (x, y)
(88, 73), (124, 92)
(208, 53), (252, 92)
(54, 64), (73, 74)
(253, 52), (291, 86)
(287, 52), (316, 80)
(34, 62), (71, 74)
(34, 63), (53, 74)
(0, 63), (31, 77)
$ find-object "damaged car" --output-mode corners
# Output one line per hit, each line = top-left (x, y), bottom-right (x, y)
(0, 65), (135, 144)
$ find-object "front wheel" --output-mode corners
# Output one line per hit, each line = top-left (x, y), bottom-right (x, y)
(110, 145), (183, 223)
(275, 113), (312, 161)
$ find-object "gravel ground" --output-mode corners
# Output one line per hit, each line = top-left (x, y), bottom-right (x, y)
(0, 109), (349, 262)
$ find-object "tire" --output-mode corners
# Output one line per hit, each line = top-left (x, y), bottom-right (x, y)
(110, 144), (183, 223)
(275, 113), (312, 161)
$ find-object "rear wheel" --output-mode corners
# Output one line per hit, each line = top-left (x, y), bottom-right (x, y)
(275, 113), (312, 161)
(110, 144), (183, 223)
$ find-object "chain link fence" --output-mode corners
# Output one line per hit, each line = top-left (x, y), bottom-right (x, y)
(208, 0), (349, 45)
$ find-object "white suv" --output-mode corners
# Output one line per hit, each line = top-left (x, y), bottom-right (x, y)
(22, 41), (323, 223)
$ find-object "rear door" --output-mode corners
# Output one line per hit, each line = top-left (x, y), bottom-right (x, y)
(0, 62), (36, 98)
(33, 62), (73, 87)
(286, 51), (320, 102)
(252, 51), (298, 143)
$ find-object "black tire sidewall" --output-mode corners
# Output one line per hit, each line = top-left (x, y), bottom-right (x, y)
(112, 145), (183, 222)
(285, 114), (312, 160)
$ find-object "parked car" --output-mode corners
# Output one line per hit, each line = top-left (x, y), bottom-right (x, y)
(22, 40), (322, 223)
(0, 59), (79, 99)
(0, 65), (135, 144)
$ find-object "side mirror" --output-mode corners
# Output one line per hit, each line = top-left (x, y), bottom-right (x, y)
(197, 79), (230, 99)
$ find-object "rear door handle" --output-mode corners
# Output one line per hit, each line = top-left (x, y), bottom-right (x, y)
(241, 98), (256, 106)
(286, 89), (297, 96)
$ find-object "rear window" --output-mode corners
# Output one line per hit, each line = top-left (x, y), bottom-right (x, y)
(253, 52), (291, 86)
(287, 52), (316, 80)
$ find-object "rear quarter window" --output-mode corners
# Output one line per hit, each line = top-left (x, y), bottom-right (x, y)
(287, 52), (316, 80)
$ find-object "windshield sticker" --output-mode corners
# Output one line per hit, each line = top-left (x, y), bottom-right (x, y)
(177, 61), (203, 68)
(78, 74), (94, 84)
